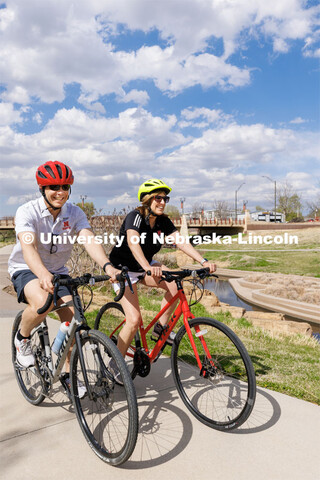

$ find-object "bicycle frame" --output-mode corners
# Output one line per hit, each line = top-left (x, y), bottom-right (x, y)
(110, 282), (214, 371)
(32, 288), (89, 386)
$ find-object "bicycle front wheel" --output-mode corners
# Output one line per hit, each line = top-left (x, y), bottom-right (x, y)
(171, 317), (256, 430)
(12, 311), (47, 406)
(70, 330), (138, 466)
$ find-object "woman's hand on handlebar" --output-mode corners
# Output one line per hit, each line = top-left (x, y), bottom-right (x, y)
(202, 261), (217, 273)
(104, 264), (121, 282)
(146, 264), (163, 277)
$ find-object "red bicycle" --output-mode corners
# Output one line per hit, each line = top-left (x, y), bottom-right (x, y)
(95, 268), (256, 430)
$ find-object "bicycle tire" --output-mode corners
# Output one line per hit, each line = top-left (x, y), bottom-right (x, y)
(70, 329), (138, 466)
(12, 311), (47, 405)
(171, 317), (256, 430)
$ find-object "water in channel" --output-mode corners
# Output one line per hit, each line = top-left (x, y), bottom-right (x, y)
(204, 278), (253, 311)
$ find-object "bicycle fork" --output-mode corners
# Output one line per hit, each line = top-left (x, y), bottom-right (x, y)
(183, 320), (216, 377)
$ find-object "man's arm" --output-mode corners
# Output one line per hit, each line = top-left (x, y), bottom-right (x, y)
(18, 232), (55, 293)
(79, 228), (119, 281)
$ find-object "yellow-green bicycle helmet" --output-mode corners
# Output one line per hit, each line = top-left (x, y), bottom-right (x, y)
(138, 178), (172, 201)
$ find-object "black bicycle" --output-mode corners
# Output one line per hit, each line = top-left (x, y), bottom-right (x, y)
(12, 269), (138, 466)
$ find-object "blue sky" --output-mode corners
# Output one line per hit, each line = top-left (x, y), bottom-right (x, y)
(0, 0), (319, 216)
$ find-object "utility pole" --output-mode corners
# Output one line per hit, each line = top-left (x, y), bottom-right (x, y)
(235, 183), (245, 221)
(180, 197), (186, 215)
(80, 194), (87, 209)
(262, 176), (277, 222)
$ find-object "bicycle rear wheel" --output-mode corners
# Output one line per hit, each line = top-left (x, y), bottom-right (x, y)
(70, 330), (138, 466)
(12, 311), (47, 405)
(171, 317), (256, 430)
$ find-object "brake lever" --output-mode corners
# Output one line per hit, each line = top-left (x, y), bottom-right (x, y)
(125, 272), (134, 294)
(52, 274), (60, 307)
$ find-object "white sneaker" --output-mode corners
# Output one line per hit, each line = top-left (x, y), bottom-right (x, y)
(65, 376), (87, 399)
(108, 358), (124, 386)
(15, 333), (35, 368)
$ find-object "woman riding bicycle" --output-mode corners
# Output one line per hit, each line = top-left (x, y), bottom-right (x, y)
(109, 179), (216, 362)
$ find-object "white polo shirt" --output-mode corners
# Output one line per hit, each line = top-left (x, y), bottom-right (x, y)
(8, 196), (91, 277)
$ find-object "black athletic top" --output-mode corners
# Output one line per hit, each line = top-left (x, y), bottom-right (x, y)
(109, 210), (177, 272)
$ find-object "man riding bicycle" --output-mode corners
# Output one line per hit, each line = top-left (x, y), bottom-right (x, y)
(8, 161), (119, 394)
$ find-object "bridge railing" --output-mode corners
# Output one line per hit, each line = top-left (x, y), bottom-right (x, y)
(0, 216), (15, 227)
(171, 217), (244, 226)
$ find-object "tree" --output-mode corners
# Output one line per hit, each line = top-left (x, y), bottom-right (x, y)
(255, 205), (266, 212)
(306, 181), (320, 219)
(277, 182), (303, 221)
(191, 202), (205, 218)
(212, 200), (232, 220)
(165, 205), (181, 218)
(76, 201), (96, 218)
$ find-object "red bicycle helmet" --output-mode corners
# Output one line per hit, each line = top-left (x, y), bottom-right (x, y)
(36, 161), (74, 186)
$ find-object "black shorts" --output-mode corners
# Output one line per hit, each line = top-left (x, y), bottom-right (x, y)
(11, 269), (72, 304)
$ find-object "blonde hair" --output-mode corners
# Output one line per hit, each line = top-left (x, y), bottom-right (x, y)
(135, 190), (168, 218)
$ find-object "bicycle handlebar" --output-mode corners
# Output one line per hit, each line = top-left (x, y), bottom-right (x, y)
(37, 267), (129, 314)
(160, 267), (218, 282)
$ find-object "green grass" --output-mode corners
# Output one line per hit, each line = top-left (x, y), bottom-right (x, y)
(200, 250), (320, 276)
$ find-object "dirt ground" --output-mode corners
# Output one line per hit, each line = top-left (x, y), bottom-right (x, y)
(243, 272), (320, 305)
(248, 226), (320, 245)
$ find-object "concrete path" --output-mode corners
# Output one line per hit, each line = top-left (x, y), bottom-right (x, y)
(1, 245), (319, 479)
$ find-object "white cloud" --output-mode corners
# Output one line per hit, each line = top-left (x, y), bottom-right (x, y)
(7, 193), (39, 206)
(0, 102), (22, 125)
(273, 38), (289, 53)
(1, 0), (318, 106)
(106, 192), (133, 205)
(290, 117), (307, 124)
(33, 112), (43, 125)
(118, 89), (150, 106)
(0, 107), (319, 213)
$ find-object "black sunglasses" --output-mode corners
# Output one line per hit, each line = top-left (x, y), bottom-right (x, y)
(50, 234), (58, 254)
(153, 195), (170, 204)
(48, 185), (71, 191)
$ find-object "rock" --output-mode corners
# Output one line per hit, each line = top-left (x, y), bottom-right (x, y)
(249, 318), (312, 337)
(200, 296), (221, 309)
(244, 311), (312, 337)
(175, 250), (193, 267)
(244, 311), (285, 322)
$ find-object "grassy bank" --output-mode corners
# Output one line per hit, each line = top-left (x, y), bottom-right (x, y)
(83, 286), (320, 406)
(201, 250), (320, 277)
(163, 226), (320, 276)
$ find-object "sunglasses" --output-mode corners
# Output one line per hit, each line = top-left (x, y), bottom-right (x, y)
(50, 234), (58, 254)
(48, 185), (71, 191)
(153, 195), (170, 204)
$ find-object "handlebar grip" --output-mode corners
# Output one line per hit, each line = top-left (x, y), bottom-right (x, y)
(114, 279), (125, 302)
(94, 275), (110, 283)
(37, 293), (53, 315)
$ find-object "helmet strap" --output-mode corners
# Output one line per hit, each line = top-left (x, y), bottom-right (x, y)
(145, 206), (160, 225)
(40, 187), (61, 212)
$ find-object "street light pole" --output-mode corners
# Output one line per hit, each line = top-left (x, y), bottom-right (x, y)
(262, 176), (277, 222)
(235, 182), (245, 221)
(180, 197), (186, 215)
(80, 194), (87, 208)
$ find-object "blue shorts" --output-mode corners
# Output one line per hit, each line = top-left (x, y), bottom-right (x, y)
(11, 269), (72, 304)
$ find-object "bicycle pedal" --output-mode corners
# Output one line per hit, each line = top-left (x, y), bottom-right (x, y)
(59, 374), (72, 401)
